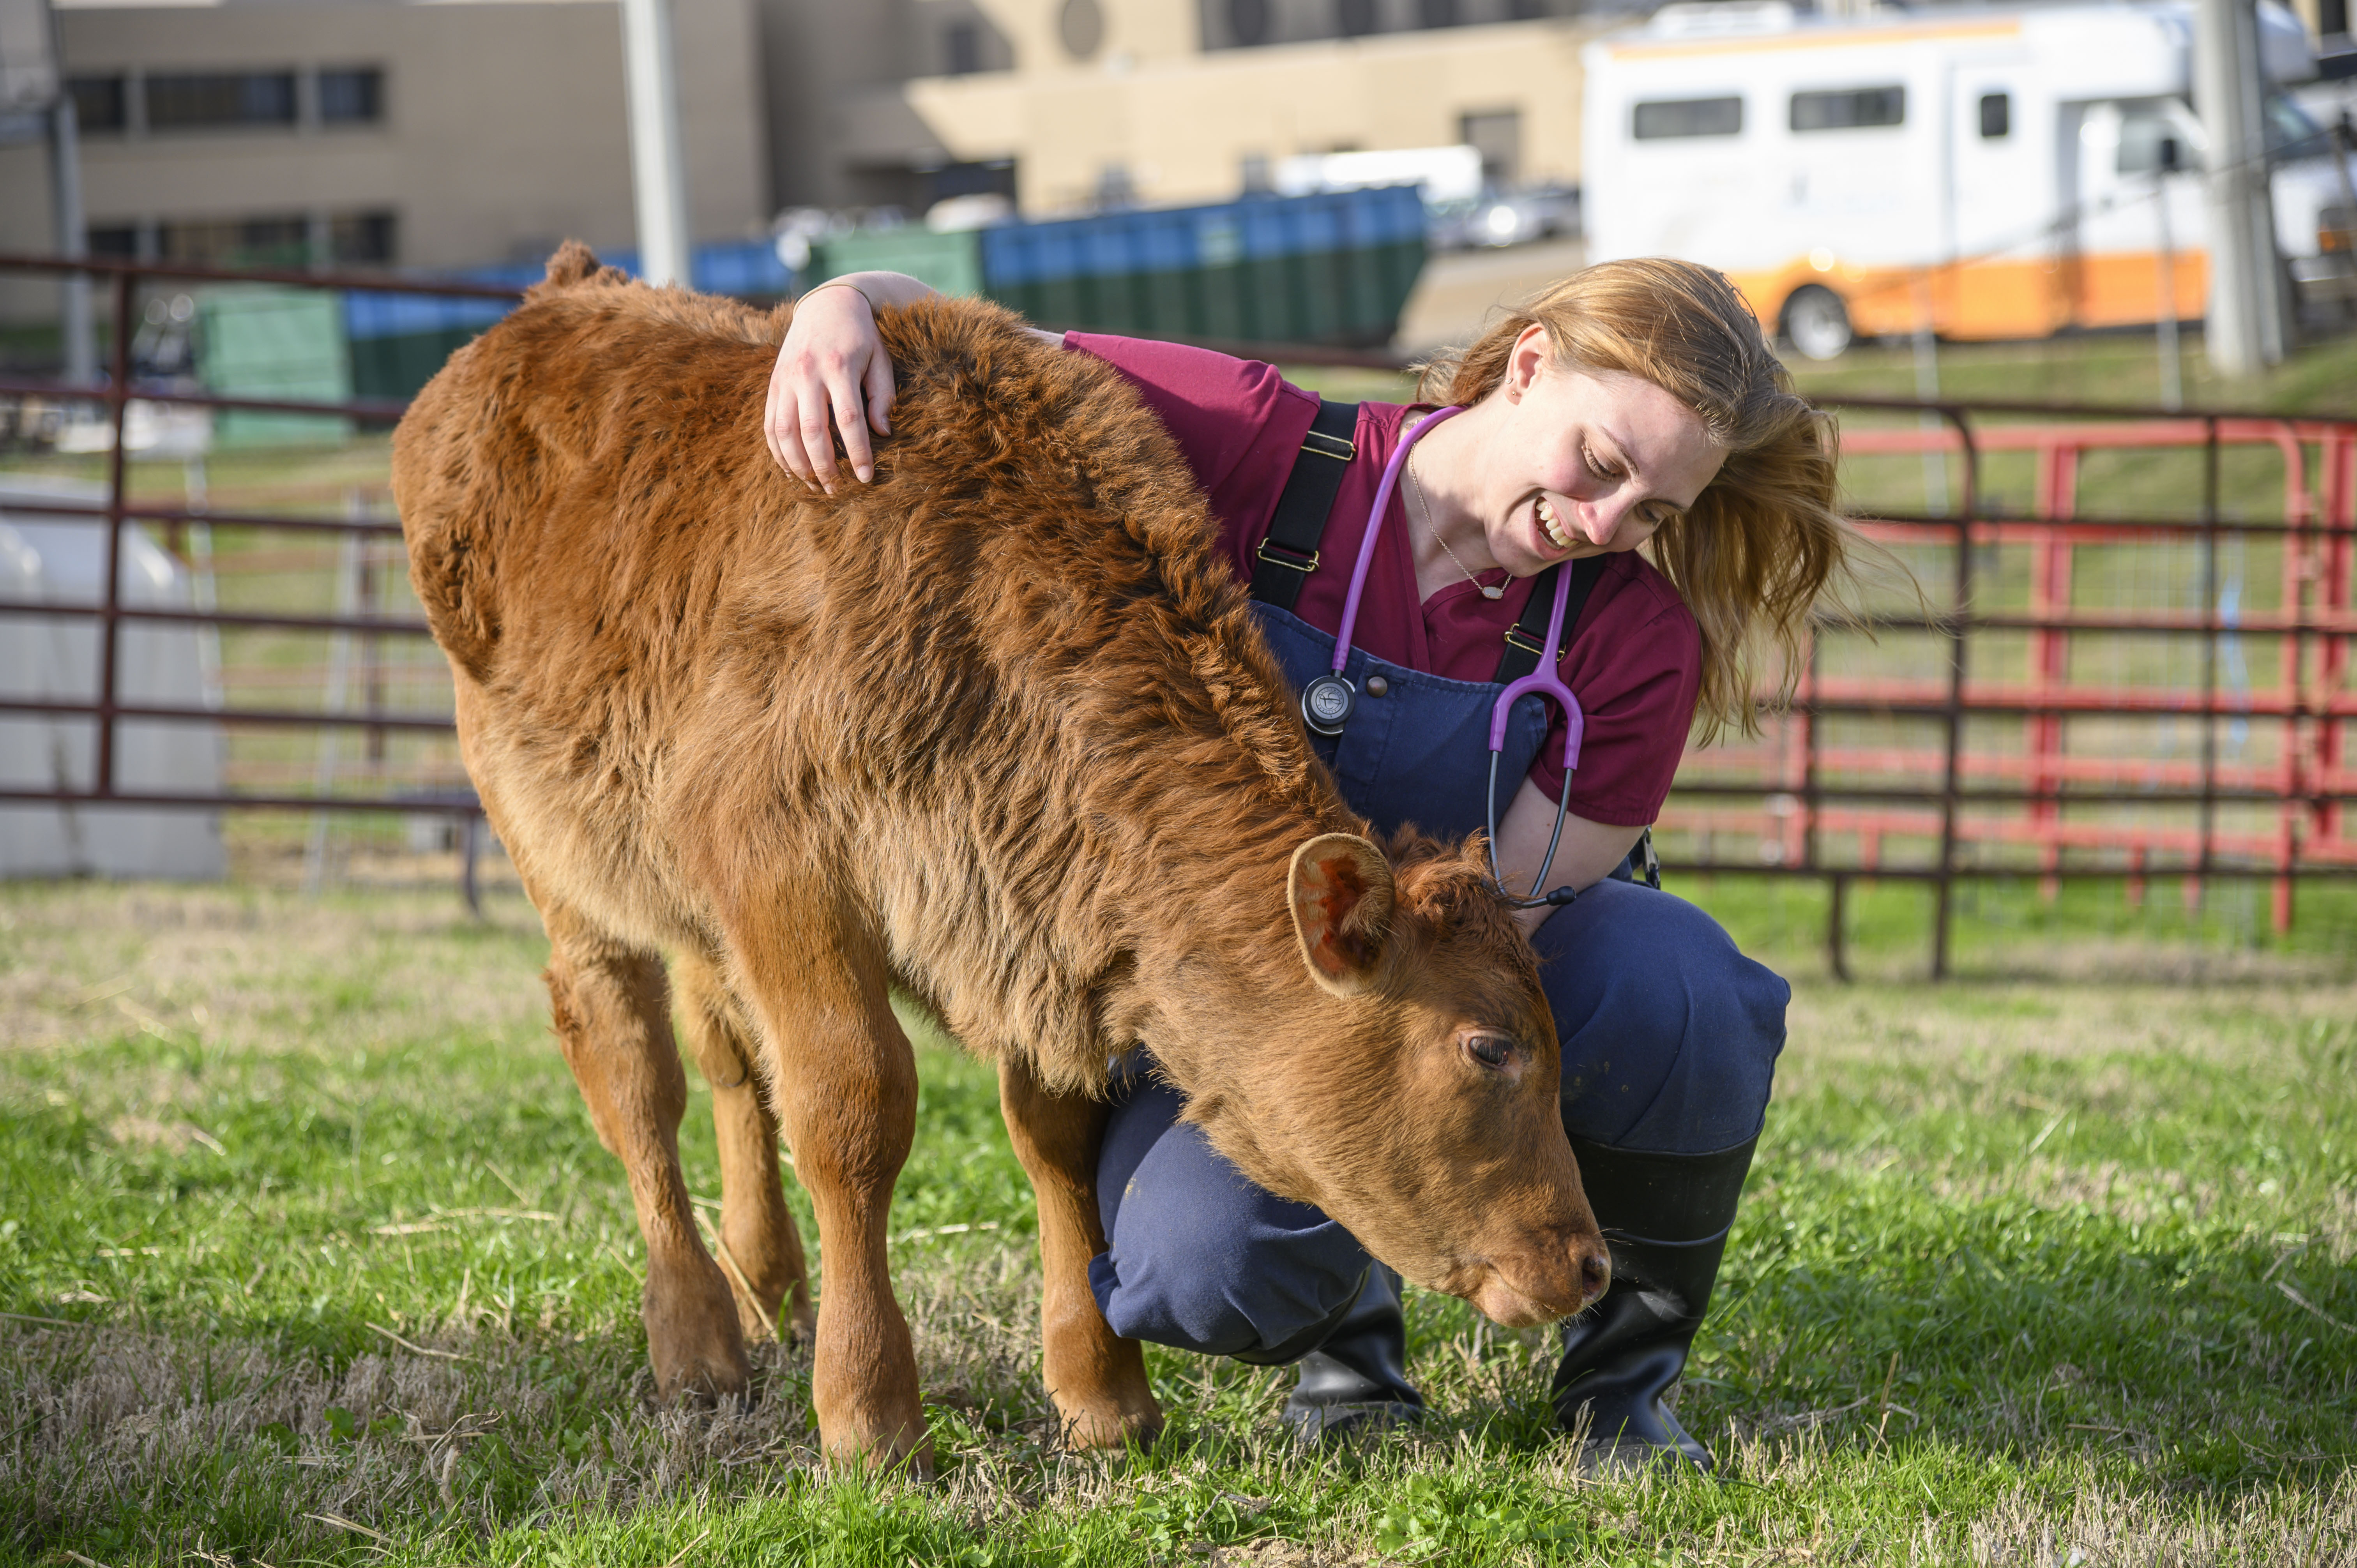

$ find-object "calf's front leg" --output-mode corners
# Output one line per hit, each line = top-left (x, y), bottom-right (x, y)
(997, 1056), (1163, 1450)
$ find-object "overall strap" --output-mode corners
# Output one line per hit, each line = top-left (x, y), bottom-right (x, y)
(1248, 399), (1360, 611)
(1493, 555), (1609, 684)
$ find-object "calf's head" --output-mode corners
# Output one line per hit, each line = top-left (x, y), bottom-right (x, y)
(1182, 832), (1611, 1328)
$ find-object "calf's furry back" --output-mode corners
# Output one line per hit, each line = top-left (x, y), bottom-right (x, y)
(394, 242), (1378, 1097)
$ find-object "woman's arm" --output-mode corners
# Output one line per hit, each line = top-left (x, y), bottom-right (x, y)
(1493, 773), (1645, 939)
(764, 270), (1058, 491)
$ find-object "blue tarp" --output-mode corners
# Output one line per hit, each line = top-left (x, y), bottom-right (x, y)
(977, 187), (1424, 289)
(343, 238), (795, 344)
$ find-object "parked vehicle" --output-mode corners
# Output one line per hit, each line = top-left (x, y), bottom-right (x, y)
(1581, 0), (2350, 356)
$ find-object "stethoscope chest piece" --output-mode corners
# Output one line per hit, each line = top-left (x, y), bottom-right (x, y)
(1300, 674), (1356, 736)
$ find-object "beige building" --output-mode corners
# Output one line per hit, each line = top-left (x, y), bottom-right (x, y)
(0, 0), (770, 320)
(1, 0), (1610, 327)
(767, 0), (1610, 215)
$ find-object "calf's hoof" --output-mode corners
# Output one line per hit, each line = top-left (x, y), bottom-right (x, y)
(1058, 1402), (1164, 1453)
(645, 1258), (753, 1403)
(825, 1423), (936, 1482)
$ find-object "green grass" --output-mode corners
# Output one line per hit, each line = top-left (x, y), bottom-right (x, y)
(3, 882), (2352, 1565)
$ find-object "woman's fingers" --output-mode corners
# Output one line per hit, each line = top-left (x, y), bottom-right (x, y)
(799, 367), (844, 493)
(829, 366), (875, 485)
(765, 351), (816, 487)
(862, 348), (896, 441)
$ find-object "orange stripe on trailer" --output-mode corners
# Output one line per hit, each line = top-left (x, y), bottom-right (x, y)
(1730, 250), (2212, 344)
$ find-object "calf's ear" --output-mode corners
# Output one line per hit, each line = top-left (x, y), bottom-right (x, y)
(1287, 833), (1396, 998)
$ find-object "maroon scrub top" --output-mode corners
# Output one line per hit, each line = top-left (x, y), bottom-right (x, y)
(1066, 331), (1703, 828)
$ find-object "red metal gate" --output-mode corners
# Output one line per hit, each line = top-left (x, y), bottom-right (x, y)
(2, 252), (2351, 974)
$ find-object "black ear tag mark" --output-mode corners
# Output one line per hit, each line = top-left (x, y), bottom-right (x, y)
(1301, 675), (1356, 736)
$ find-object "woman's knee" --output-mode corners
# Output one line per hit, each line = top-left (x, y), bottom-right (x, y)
(1090, 1074), (1368, 1359)
(1532, 879), (1788, 1151)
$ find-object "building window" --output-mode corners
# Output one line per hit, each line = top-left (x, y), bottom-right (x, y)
(1419, 0), (1456, 25)
(1058, 0), (1104, 59)
(318, 67), (384, 125)
(1633, 96), (1743, 140)
(87, 225), (140, 259)
(944, 20), (982, 75)
(1337, 0), (1377, 37)
(1790, 85), (1906, 133)
(1228, 0), (1272, 45)
(1979, 93), (2010, 139)
(145, 71), (299, 131)
(925, 160), (1016, 204)
(67, 76), (127, 133)
(1461, 109), (1521, 187)
(330, 210), (398, 264)
(157, 214), (310, 266)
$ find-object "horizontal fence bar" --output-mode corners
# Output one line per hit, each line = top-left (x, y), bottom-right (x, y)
(1822, 391), (2357, 427)
(1669, 782), (2357, 805)
(0, 697), (453, 732)
(1856, 510), (2353, 538)
(0, 495), (405, 539)
(0, 788), (476, 814)
(0, 374), (412, 424)
(1665, 863), (2357, 881)
(0, 249), (526, 300)
(0, 599), (435, 637)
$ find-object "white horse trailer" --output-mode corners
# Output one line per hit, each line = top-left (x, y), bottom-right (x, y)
(1581, 0), (2352, 355)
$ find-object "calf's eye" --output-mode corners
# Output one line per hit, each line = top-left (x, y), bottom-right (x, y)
(1465, 1035), (1513, 1070)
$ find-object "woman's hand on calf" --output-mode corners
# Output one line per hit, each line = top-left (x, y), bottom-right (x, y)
(765, 278), (901, 493)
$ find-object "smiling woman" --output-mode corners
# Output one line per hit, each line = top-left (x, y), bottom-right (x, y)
(763, 256), (1848, 1479)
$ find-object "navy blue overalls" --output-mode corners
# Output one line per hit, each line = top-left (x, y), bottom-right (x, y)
(1085, 401), (1792, 1365)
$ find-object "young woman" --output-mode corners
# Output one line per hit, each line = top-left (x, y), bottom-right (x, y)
(763, 259), (1848, 1471)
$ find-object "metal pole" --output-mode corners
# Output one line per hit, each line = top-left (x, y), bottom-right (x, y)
(2156, 140), (2185, 411)
(1932, 408), (1980, 980)
(2193, 0), (2286, 376)
(618, 0), (692, 288)
(94, 270), (131, 797)
(48, 96), (94, 386)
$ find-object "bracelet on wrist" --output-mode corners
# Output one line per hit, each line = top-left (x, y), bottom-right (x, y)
(800, 279), (877, 314)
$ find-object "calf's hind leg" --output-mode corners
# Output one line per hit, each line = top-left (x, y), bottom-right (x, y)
(997, 1057), (1162, 1450)
(722, 906), (929, 1472)
(540, 904), (750, 1402)
(671, 950), (816, 1344)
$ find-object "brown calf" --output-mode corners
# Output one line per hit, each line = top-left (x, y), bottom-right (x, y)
(392, 244), (1608, 1470)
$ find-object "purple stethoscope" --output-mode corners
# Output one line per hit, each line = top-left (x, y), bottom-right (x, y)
(1295, 404), (1588, 911)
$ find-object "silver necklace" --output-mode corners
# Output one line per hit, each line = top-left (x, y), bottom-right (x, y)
(1405, 447), (1504, 600)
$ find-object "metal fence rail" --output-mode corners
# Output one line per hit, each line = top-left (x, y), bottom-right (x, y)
(1, 252), (2352, 975)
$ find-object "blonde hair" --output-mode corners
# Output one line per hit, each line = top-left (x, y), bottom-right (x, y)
(1416, 258), (1852, 741)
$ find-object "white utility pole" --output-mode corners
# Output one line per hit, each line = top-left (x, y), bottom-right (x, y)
(49, 93), (93, 385)
(2193, 0), (2289, 376)
(618, 0), (691, 288)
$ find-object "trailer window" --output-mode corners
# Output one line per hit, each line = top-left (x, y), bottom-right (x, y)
(1790, 86), (1906, 132)
(1979, 93), (2010, 139)
(1633, 96), (1744, 140)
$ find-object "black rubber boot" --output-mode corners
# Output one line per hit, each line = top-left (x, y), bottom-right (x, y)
(1279, 1263), (1426, 1443)
(1551, 1132), (1756, 1474)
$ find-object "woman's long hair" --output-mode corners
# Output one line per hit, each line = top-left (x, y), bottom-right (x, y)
(1417, 258), (1855, 742)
